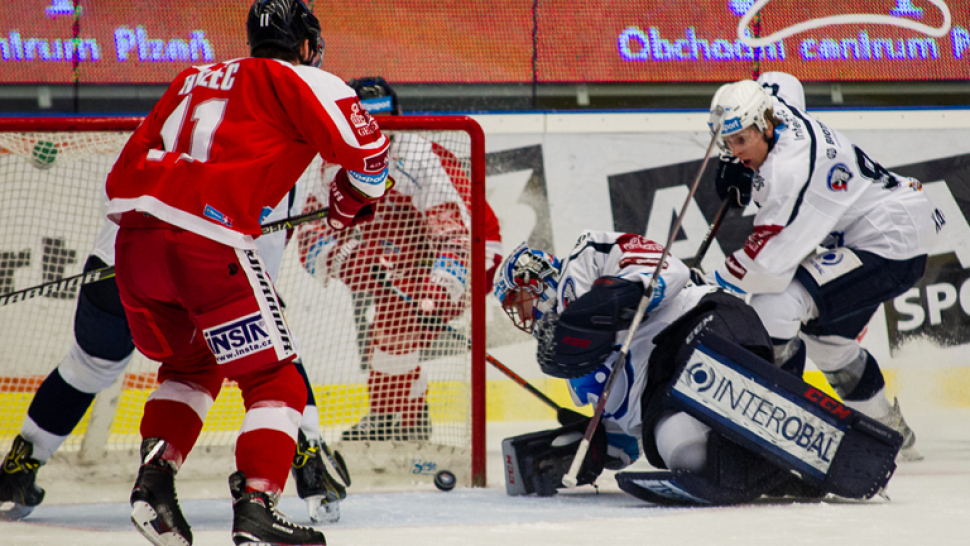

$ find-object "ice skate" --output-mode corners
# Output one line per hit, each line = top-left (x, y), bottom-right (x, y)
(877, 397), (923, 462)
(0, 435), (45, 520)
(230, 471), (327, 545)
(129, 438), (192, 546)
(291, 431), (347, 523)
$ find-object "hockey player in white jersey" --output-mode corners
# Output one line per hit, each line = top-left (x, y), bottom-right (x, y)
(706, 71), (943, 461)
(496, 231), (904, 504)
(495, 232), (835, 503)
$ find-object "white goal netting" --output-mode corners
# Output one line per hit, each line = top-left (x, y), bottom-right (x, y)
(0, 117), (486, 488)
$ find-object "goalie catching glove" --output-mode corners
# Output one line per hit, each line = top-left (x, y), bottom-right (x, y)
(538, 276), (643, 379)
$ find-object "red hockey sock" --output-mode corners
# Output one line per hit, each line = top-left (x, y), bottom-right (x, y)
(140, 380), (215, 463)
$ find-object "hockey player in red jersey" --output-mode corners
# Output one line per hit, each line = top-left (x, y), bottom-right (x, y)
(104, 2), (388, 545)
(297, 77), (503, 442)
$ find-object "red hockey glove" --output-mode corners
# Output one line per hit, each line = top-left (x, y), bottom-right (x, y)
(327, 169), (379, 230)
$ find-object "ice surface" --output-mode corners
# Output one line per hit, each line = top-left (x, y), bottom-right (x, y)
(3, 415), (969, 546)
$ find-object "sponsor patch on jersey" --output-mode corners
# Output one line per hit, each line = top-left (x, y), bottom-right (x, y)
(826, 148), (837, 160)
(204, 204), (233, 227)
(827, 164), (852, 192)
(619, 256), (662, 269)
(335, 97), (382, 145)
(365, 150), (389, 173)
(800, 248), (863, 286)
(204, 312), (274, 364)
(617, 234), (663, 253)
(742, 225), (783, 259)
(725, 255), (747, 279)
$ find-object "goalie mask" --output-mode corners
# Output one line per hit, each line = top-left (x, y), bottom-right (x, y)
(709, 80), (772, 152)
(247, 0), (324, 67)
(493, 242), (561, 334)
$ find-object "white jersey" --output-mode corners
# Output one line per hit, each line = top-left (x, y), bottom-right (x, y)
(555, 230), (716, 442)
(713, 73), (939, 294)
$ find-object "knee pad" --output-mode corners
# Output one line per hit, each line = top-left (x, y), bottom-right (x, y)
(74, 279), (135, 362)
(803, 334), (862, 372)
(57, 340), (133, 394)
(654, 412), (710, 472)
(748, 282), (817, 340)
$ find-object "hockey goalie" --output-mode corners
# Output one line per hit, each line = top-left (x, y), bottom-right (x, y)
(494, 231), (903, 504)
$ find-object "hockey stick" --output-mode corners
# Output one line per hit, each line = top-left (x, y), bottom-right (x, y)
(562, 125), (722, 488)
(685, 196), (732, 271)
(485, 354), (588, 426)
(0, 207), (330, 307)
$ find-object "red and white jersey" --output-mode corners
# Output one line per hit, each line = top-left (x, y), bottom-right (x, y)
(106, 58), (390, 250)
(557, 230), (716, 438)
(713, 73), (939, 294)
(300, 132), (502, 297)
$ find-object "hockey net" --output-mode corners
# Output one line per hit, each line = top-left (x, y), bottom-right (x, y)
(0, 116), (486, 488)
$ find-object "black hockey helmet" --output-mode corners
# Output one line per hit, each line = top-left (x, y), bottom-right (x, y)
(348, 76), (402, 115)
(247, 0), (323, 66)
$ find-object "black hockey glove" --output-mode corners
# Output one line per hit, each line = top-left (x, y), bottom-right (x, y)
(689, 267), (709, 286)
(714, 157), (754, 209)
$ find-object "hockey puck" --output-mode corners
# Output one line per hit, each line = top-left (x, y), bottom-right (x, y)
(433, 470), (456, 491)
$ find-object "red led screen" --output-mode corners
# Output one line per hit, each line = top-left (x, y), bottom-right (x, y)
(1, 1), (967, 85)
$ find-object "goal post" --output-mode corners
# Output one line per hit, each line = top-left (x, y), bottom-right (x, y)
(0, 115), (487, 488)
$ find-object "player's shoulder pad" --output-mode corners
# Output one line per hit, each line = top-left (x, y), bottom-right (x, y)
(290, 65), (357, 100)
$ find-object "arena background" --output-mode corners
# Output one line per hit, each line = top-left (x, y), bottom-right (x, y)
(1, 1), (968, 420)
(1, 0), (967, 84)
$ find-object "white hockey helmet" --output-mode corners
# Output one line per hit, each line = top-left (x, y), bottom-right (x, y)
(493, 242), (561, 333)
(709, 80), (773, 149)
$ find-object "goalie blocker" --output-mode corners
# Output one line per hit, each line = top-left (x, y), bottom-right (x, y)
(619, 330), (901, 504)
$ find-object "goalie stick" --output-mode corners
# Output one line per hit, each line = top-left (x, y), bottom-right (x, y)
(562, 121), (723, 488)
(0, 207), (330, 307)
(485, 354), (588, 426)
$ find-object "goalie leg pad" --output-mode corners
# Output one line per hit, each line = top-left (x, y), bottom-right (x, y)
(501, 419), (606, 497)
(666, 330), (901, 499)
(617, 433), (793, 506)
